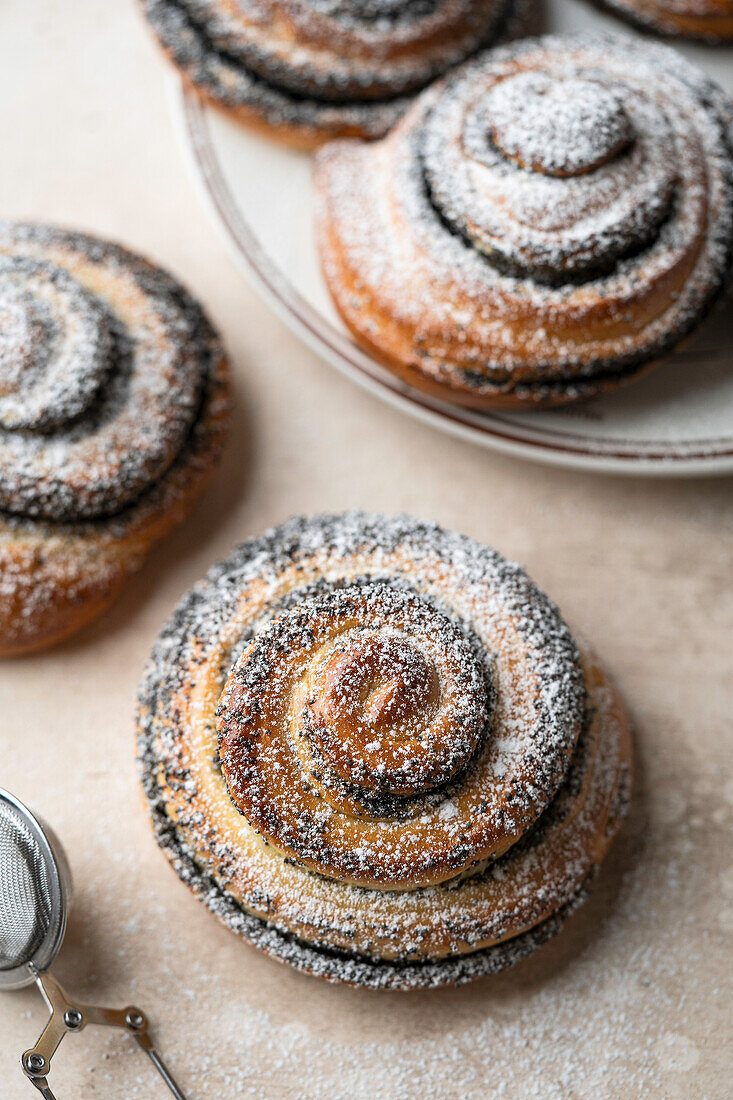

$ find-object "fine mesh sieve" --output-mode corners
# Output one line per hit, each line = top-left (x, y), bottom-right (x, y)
(0, 806), (50, 968)
(0, 791), (69, 989)
(0, 789), (187, 1099)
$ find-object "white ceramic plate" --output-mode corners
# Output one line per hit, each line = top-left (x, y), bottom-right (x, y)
(171, 0), (733, 477)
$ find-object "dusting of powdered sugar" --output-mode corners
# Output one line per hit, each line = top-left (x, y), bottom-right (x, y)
(216, 581), (496, 886)
(0, 220), (217, 523)
(86, 718), (723, 1098)
(315, 32), (733, 401)
(141, 0), (530, 140)
(600, 0), (733, 43)
(0, 255), (112, 431)
(132, 512), (628, 989)
(141, 511), (586, 832)
(422, 62), (679, 283)
(0, 220), (230, 654)
(484, 72), (633, 178)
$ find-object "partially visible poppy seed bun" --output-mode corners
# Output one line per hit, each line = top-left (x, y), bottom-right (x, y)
(0, 221), (231, 656)
(141, 0), (535, 148)
(315, 34), (733, 409)
(597, 0), (733, 42)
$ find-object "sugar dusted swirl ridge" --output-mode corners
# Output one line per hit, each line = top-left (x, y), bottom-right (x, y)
(423, 65), (678, 285)
(141, 0), (528, 146)
(315, 33), (733, 408)
(0, 222), (219, 523)
(599, 0), (733, 43)
(138, 513), (632, 988)
(0, 220), (230, 656)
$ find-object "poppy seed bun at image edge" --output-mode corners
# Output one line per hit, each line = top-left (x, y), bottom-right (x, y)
(315, 34), (733, 409)
(0, 220), (230, 656)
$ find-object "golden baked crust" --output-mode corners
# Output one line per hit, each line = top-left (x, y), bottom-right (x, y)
(140, 0), (533, 148)
(600, 0), (733, 41)
(314, 33), (733, 410)
(138, 513), (632, 989)
(0, 222), (231, 656)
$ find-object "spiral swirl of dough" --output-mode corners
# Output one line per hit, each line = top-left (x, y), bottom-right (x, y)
(600, 0), (733, 43)
(315, 33), (733, 408)
(0, 219), (230, 656)
(141, 0), (530, 146)
(422, 68), (677, 283)
(0, 224), (212, 522)
(138, 514), (632, 988)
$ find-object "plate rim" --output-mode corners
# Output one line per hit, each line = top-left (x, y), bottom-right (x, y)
(177, 83), (733, 479)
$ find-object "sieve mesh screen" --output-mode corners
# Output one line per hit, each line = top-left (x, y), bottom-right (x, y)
(0, 799), (53, 969)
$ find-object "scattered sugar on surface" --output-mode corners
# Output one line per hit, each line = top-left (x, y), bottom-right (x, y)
(71, 745), (729, 1097)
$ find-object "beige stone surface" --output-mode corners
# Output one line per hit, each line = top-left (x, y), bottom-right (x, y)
(0, 2), (731, 1097)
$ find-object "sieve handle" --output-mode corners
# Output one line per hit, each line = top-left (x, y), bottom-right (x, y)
(27, 1083), (57, 1100)
(21, 967), (188, 1099)
(27, 1078), (56, 1095)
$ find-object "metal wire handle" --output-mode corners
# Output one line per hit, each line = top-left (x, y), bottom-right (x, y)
(21, 965), (187, 1100)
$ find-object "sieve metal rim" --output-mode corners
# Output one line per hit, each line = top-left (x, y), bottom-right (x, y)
(0, 788), (72, 992)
